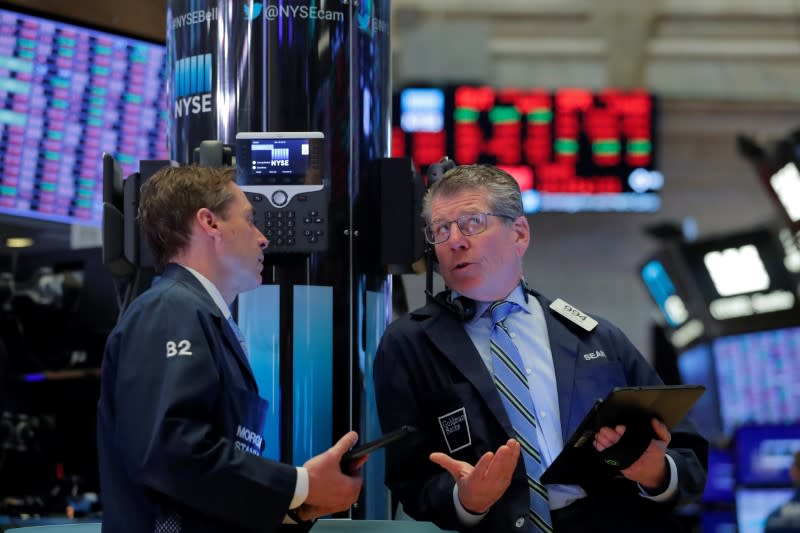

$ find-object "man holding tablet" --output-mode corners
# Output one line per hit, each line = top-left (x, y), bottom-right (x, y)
(374, 165), (707, 532)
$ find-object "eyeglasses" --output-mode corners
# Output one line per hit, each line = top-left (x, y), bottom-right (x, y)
(424, 212), (514, 244)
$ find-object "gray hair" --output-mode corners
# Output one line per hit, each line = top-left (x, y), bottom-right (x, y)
(421, 164), (523, 224)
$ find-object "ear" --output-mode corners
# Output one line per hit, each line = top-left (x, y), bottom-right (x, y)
(511, 215), (530, 257)
(196, 207), (220, 237)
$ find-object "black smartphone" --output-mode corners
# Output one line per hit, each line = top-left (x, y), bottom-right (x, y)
(341, 425), (416, 469)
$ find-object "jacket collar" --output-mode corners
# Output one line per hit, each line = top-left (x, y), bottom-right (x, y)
(159, 264), (257, 388)
(416, 289), (581, 442)
(531, 291), (581, 442)
(416, 300), (516, 438)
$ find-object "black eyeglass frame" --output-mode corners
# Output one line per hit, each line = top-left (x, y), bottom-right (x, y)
(423, 212), (516, 244)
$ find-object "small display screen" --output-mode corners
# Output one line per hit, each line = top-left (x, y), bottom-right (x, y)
(250, 138), (308, 176)
(237, 136), (322, 186)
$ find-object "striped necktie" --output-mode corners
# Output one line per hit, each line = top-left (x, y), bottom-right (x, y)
(227, 315), (248, 357)
(489, 300), (553, 533)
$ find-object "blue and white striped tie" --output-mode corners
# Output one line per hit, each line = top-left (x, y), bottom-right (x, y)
(489, 300), (553, 533)
(227, 315), (248, 357)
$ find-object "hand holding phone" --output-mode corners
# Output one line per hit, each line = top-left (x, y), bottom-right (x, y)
(340, 425), (416, 471)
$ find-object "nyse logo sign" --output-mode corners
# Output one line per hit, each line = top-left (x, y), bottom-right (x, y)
(174, 53), (213, 118)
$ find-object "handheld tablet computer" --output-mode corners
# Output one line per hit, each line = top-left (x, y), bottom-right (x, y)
(540, 385), (705, 485)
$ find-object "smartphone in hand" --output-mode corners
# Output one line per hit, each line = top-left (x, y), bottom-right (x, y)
(341, 425), (416, 471)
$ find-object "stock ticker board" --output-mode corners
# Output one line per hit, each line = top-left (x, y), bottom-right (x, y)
(0, 7), (168, 226)
(393, 85), (662, 213)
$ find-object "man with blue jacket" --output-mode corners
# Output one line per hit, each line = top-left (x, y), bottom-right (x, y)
(97, 165), (363, 532)
(374, 165), (707, 532)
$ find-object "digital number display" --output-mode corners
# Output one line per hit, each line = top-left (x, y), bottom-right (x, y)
(0, 8), (167, 225)
(392, 85), (662, 213)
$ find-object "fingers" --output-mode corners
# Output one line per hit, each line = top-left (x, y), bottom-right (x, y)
(483, 440), (519, 484)
(488, 440), (520, 473)
(343, 454), (369, 476)
(455, 440), (520, 514)
(470, 450), (499, 480)
(651, 418), (670, 444)
(593, 425), (625, 451)
(620, 441), (669, 488)
(430, 452), (476, 480)
(331, 431), (359, 457)
(303, 432), (364, 511)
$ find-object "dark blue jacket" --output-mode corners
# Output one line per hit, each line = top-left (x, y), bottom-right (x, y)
(97, 264), (304, 532)
(374, 291), (707, 533)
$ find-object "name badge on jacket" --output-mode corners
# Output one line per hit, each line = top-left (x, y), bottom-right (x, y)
(438, 407), (472, 453)
(230, 387), (270, 456)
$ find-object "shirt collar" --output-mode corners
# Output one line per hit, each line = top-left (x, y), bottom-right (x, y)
(453, 283), (531, 324)
(180, 264), (231, 319)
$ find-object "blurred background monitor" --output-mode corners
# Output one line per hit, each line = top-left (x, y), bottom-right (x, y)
(392, 85), (661, 214)
(735, 487), (795, 533)
(734, 425), (800, 486)
(676, 343), (724, 443)
(641, 256), (692, 330)
(777, 226), (800, 275)
(0, 6), (167, 226)
(678, 227), (800, 336)
(713, 326), (800, 435)
(640, 246), (712, 350)
(766, 162), (800, 235)
(702, 447), (736, 504)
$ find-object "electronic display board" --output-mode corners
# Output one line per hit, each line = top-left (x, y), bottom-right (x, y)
(392, 85), (661, 213)
(0, 7), (168, 226)
(714, 326), (800, 435)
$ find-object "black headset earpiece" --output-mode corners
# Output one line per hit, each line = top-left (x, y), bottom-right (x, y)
(427, 289), (477, 322)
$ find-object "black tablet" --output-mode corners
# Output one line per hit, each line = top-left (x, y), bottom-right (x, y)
(540, 384), (705, 485)
(341, 425), (416, 470)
